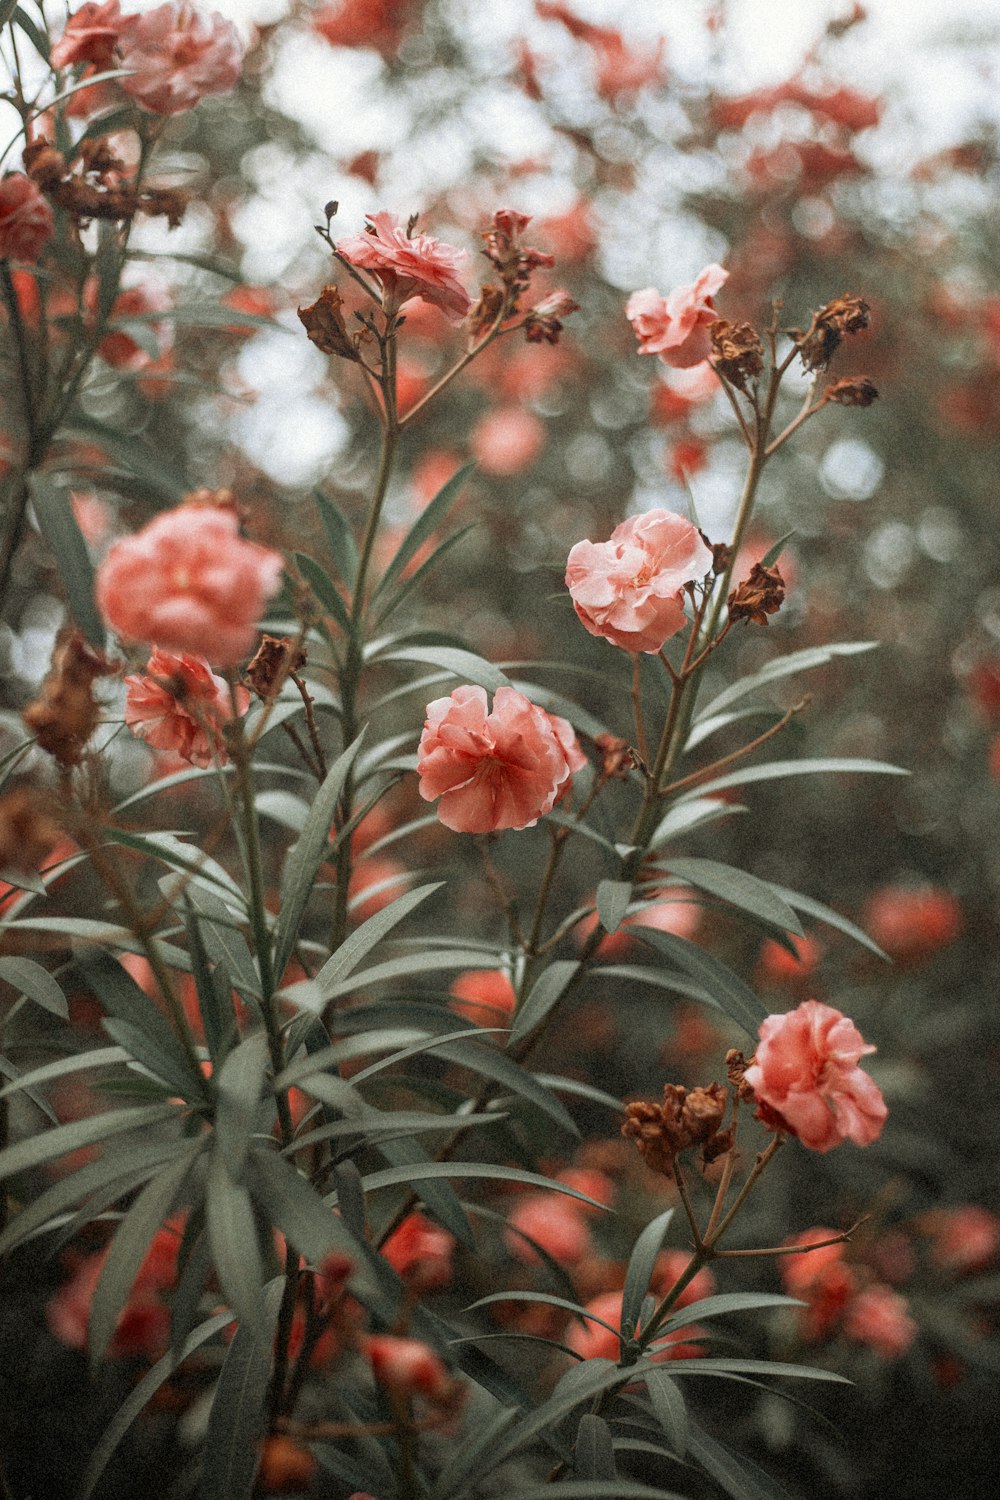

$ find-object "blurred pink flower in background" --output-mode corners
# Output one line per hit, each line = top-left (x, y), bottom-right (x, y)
(745, 1000), (887, 1152)
(928, 1206), (1000, 1275)
(506, 1193), (591, 1266)
(843, 1284), (917, 1359)
(0, 174), (55, 262)
(862, 883), (962, 962)
(626, 265), (728, 368)
(118, 3), (243, 116)
(449, 968), (517, 1024)
(566, 508), (713, 654)
(471, 406), (546, 475)
(336, 211), (471, 322)
(96, 504), (283, 666)
(416, 685), (584, 833)
(51, 0), (123, 69)
(124, 647), (249, 767)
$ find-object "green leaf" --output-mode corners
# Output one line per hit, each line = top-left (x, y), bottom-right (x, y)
(184, 885), (261, 1001)
(509, 960), (580, 1051)
(342, 1162), (606, 1210)
(685, 706), (780, 753)
(373, 1133), (474, 1247)
(0, 1055), (57, 1123)
(659, 858), (803, 937)
(642, 1368), (687, 1457)
(372, 524), (478, 628)
(309, 946), (509, 1000)
(198, 1280), (284, 1500)
(466, 1291), (618, 1336)
(308, 881), (444, 996)
(29, 476), (104, 646)
(1, 0), (21, 31)
(0, 1044), (127, 1101)
(107, 830), (245, 906)
(682, 757), (908, 801)
(533, 1074), (622, 1113)
(102, 1016), (205, 1102)
(621, 1209), (675, 1337)
(592, 965), (717, 1008)
(649, 1356), (850, 1383)
(631, 929), (766, 1040)
(12, 6), (49, 59)
(687, 1422), (796, 1500)
(651, 795), (747, 846)
(295, 550), (353, 636)
(89, 1141), (203, 1364)
(313, 490), (358, 586)
(288, 1109), (503, 1154)
(331, 1160), (365, 1242)
(373, 461), (475, 601)
(78, 1311), (234, 1500)
(695, 642), (878, 723)
(432, 1403), (521, 1500)
(767, 883), (889, 960)
(656, 1293), (804, 1337)
(0, 956), (68, 1018)
(482, 1360), (627, 1476)
(0, 1101), (178, 1181)
(185, 908), (235, 1067)
(576, 1415), (616, 1481)
(215, 1033), (270, 1180)
(272, 730), (366, 982)
(206, 1148), (265, 1341)
(62, 412), (187, 499)
(597, 880), (632, 937)
(248, 1145), (360, 1265)
(374, 644), (510, 693)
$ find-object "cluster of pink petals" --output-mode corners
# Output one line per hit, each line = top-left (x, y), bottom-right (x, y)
(565, 508), (713, 654)
(842, 1284), (917, 1359)
(0, 173), (55, 263)
(124, 647), (250, 767)
(51, 0), (123, 69)
(117, 2), (243, 116)
(47, 1221), (181, 1357)
(745, 999), (888, 1153)
(416, 685), (585, 833)
(363, 1334), (454, 1401)
(96, 504), (283, 667)
(626, 264), (728, 369)
(779, 1226), (916, 1356)
(336, 211), (472, 323)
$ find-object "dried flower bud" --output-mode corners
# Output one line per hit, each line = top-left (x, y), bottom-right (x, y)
(467, 283), (505, 340)
(798, 294), (871, 372)
(826, 375), (879, 407)
(298, 284), (361, 362)
(727, 562), (785, 626)
(709, 319), (764, 389)
(481, 209), (554, 300)
(594, 732), (633, 780)
(0, 786), (61, 875)
(23, 139), (67, 190)
(523, 289), (580, 345)
(622, 1080), (729, 1176)
(22, 628), (114, 767)
(245, 635), (307, 699)
(701, 533), (732, 576)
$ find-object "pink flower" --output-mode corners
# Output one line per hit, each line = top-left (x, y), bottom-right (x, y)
(381, 1211), (455, 1290)
(928, 1206), (1000, 1276)
(862, 883), (962, 963)
(416, 685), (584, 833)
(0, 174), (55, 263)
(449, 968), (518, 1024)
(96, 504), (283, 666)
(470, 406), (546, 476)
(565, 508), (713, 654)
(626, 265), (728, 368)
(744, 1000), (888, 1153)
(364, 1335), (455, 1401)
(51, 0), (123, 69)
(117, 3), (243, 116)
(99, 283), (174, 371)
(336, 211), (471, 323)
(506, 1193), (591, 1266)
(843, 1284), (917, 1360)
(124, 647), (250, 767)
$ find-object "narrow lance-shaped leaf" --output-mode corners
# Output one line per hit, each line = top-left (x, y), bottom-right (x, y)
(679, 757), (908, 803)
(659, 858), (804, 937)
(621, 1208), (675, 1337)
(686, 1421), (797, 1500)
(596, 880), (632, 937)
(373, 460), (475, 601)
(313, 488), (359, 586)
(0, 1102), (179, 1182)
(643, 1368), (688, 1457)
(694, 642), (878, 723)
(272, 729), (366, 982)
(29, 476), (105, 646)
(308, 880), (444, 995)
(509, 960), (580, 1051)
(631, 928), (766, 1040)
(198, 1281), (284, 1500)
(205, 1148), (266, 1342)
(575, 1415), (617, 1481)
(373, 643), (510, 694)
(214, 1032), (270, 1180)
(372, 523), (478, 629)
(0, 956), (68, 1018)
(295, 550), (353, 637)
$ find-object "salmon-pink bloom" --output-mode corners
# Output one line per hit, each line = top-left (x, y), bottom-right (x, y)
(928, 1206), (1000, 1276)
(416, 685), (585, 833)
(336, 211), (471, 323)
(382, 1211), (455, 1290)
(506, 1193), (591, 1266)
(626, 265), (728, 368)
(843, 1284), (917, 1359)
(470, 405), (546, 476)
(0, 174), (55, 263)
(96, 504), (283, 666)
(566, 508), (713, 654)
(449, 968), (517, 1024)
(862, 883), (962, 962)
(117, 3), (243, 116)
(51, 0), (123, 69)
(124, 647), (249, 767)
(364, 1335), (454, 1401)
(745, 1000), (887, 1153)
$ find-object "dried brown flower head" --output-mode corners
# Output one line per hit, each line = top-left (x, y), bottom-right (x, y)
(622, 1080), (729, 1177)
(728, 562), (785, 626)
(594, 732), (633, 780)
(0, 786), (61, 876)
(23, 137), (188, 228)
(701, 533), (733, 576)
(710, 319), (764, 390)
(298, 285), (362, 362)
(798, 294), (871, 372)
(467, 284), (506, 340)
(826, 375), (879, 407)
(523, 289), (580, 345)
(22, 629), (114, 768)
(245, 635), (307, 699)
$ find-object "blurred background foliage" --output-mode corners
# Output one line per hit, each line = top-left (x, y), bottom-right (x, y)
(2, 2), (1000, 1497)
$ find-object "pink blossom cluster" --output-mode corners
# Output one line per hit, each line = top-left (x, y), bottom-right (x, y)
(780, 1227), (917, 1360)
(565, 508), (713, 655)
(336, 211), (472, 323)
(51, 1), (243, 116)
(123, 646), (250, 767)
(416, 685), (585, 833)
(0, 174), (55, 262)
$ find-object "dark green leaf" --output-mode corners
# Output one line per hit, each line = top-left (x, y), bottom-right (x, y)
(248, 1145), (361, 1264)
(687, 1422), (795, 1500)
(767, 883), (889, 960)
(342, 1162), (606, 1209)
(648, 1356), (850, 1383)
(313, 490), (358, 586)
(311, 947), (512, 1000)
(198, 1281), (284, 1500)
(89, 1142), (203, 1364)
(533, 1074), (622, 1112)
(501, 1486), (687, 1500)
(374, 643), (509, 693)
(509, 960), (580, 1051)
(373, 460), (475, 601)
(372, 524), (477, 628)
(621, 1209), (675, 1336)
(29, 476), (104, 645)
(1, 0), (21, 30)
(373, 1133), (474, 1247)
(695, 643), (878, 723)
(0, 956), (68, 1017)
(12, 6), (49, 59)
(656, 1293), (804, 1337)
(103, 1016), (204, 1101)
(576, 1415), (616, 1481)
(482, 1360), (625, 1476)
(432, 1403), (520, 1500)
(466, 1291), (617, 1336)
(308, 881), (443, 996)
(684, 757), (908, 800)
(206, 1148), (265, 1341)
(62, 413), (187, 499)
(0, 1055), (57, 1123)
(215, 1032), (270, 1180)
(184, 885), (261, 1001)
(643, 1368), (687, 1457)
(0, 1045), (127, 1102)
(272, 730), (366, 981)
(597, 880), (632, 937)
(295, 550), (353, 636)
(331, 1160), (366, 1241)
(592, 965), (718, 1008)
(631, 929), (766, 1040)
(659, 858), (803, 937)
(0, 1101), (178, 1181)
